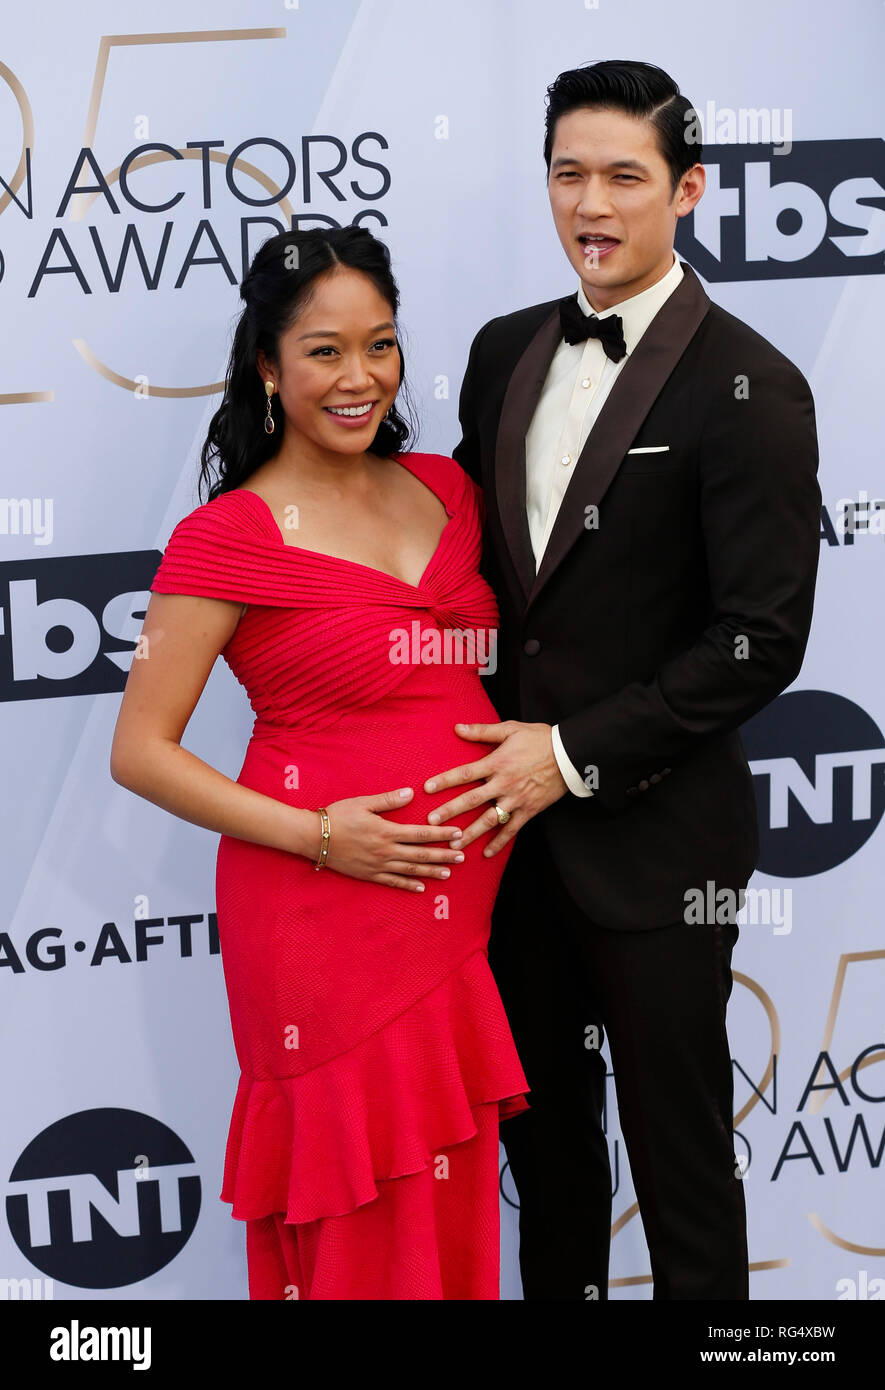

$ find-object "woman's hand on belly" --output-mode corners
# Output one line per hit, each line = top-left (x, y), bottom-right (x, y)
(320, 787), (466, 892)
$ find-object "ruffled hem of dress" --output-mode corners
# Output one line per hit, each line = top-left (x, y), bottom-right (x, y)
(219, 947), (529, 1224)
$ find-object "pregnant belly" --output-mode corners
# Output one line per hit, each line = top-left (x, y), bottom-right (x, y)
(214, 663), (515, 1076)
(241, 662), (507, 835)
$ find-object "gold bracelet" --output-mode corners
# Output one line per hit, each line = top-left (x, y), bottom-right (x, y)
(314, 807), (330, 870)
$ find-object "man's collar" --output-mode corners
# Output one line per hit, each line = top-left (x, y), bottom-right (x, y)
(575, 255), (685, 354)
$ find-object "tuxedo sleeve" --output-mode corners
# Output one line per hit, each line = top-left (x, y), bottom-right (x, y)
(451, 320), (493, 487)
(556, 354), (821, 811)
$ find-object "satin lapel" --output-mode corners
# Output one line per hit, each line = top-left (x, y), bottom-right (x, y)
(493, 304), (563, 602)
(527, 262), (711, 611)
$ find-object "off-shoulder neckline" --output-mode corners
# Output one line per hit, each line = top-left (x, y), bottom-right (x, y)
(227, 453), (458, 590)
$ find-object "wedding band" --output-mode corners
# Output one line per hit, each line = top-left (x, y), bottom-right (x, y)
(493, 802), (511, 826)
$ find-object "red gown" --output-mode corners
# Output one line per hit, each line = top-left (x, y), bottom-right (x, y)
(150, 451), (529, 1299)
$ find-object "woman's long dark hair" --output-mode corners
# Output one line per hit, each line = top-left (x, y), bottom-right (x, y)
(198, 226), (418, 501)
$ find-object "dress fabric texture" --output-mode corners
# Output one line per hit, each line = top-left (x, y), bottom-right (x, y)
(150, 451), (530, 1299)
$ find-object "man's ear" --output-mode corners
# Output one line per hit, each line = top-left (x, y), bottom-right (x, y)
(675, 163), (705, 220)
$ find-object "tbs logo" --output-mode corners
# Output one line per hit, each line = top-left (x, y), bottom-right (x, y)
(0, 551), (159, 701)
(676, 139), (885, 280)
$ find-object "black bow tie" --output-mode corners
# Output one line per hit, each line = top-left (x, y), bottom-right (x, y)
(559, 297), (627, 362)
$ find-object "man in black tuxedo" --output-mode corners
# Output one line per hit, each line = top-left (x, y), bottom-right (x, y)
(421, 60), (820, 1299)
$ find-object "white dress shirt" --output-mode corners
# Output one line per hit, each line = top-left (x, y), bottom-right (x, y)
(528, 254), (685, 796)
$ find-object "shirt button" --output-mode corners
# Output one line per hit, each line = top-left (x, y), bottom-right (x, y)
(523, 638), (541, 656)
(581, 378), (592, 388)
(639, 779), (650, 791)
(560, 453), (572, 467)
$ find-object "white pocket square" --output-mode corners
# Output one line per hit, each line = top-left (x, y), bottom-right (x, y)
(626, 445), (670, 454)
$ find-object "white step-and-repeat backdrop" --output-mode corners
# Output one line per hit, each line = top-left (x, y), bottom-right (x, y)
(1, 0), (883, 1300)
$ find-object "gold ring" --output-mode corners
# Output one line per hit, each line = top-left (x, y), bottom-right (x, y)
(493, 802), (511, 826)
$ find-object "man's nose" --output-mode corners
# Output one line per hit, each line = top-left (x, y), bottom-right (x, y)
(574, 176), (613, 220)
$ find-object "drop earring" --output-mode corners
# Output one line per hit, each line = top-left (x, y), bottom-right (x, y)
(264, 380), (275, 435)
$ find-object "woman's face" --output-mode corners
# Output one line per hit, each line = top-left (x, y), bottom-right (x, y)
(257, 266), (402, 455)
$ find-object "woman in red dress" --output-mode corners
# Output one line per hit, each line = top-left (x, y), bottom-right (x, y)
(110, 227), (529, 1299)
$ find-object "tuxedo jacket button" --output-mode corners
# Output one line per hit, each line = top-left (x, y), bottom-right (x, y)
(626, 786), (638, 797)
(523, 638), (541, 656)
(662, 767), (672, 775)
(649, 773), (662, 785)
(638, 779), (650, 791)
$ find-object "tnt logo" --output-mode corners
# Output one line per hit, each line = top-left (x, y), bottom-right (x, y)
(741, 691), (885, 876)
(6, 1108), (200, 1288)
(0, 551), (160, 701)
(676, 139), (885, 280)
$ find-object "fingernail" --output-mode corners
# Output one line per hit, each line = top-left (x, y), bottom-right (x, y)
(416, 883), (425, 891)
(440, 868), (450, 878)
(398, 787), (411, 797)
(428, 813), (440, 824)
(425, 780), (437, 792)
(454, 853), (465, 862)
(451, 828), (462, 838)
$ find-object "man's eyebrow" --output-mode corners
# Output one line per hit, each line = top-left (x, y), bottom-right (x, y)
(550, 156), (651, 175)
(297, 321), (395, 341)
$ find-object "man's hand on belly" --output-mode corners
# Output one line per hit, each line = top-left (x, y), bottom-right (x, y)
(422, 721), (568, 855)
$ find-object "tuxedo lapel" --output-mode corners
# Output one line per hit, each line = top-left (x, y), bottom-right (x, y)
(493, 303), (563, 602)
(526, 263), (711, 609)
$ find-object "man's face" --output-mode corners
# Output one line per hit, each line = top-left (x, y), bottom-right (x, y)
(547, 106), (704, 310)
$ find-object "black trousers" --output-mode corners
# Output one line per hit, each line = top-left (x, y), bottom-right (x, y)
(489, 814), (749, 1300)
